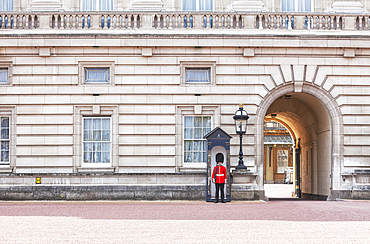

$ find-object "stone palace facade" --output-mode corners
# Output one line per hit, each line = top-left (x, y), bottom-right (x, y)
(1, 0), (370, 200)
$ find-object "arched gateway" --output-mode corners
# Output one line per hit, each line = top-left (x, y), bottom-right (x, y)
(255, 83), (343, 200)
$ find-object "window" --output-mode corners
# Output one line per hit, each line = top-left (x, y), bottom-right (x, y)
(0, 0), (13, 11)
(183, 0), (213, 11)
(0, 68), (8, 84)
(81, 0), (113, 11)
(184, 116), (212, 163)
(277, 149), (288, 173)
(83, 117), (111, 165)
(1, 117), (9, 164)
(84, 68), (110, 83)
(185, 68), (210, 83)
(282, 0), (311, 12)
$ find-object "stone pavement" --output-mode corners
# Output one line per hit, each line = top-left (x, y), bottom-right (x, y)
(0, 200), (369, 243)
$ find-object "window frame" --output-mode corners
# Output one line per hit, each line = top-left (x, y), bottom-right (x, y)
(0, 62), (13, 86)
(185, 68), (211, 84)
(82, 116), (112, 167)
(0, 116), (10, 164)
(84, 67), (110, 84)
(182, 0), (214, 12)
(0, 106), (15, 172)
(0, 0), (13, 11)
(81, 0), (114, 11)
(78, 61), (115, 86)
(183, 115), (213, 165)
(180, 61), (216, 86)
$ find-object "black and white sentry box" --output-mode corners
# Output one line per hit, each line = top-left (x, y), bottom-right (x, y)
(204, 127), (232, 202)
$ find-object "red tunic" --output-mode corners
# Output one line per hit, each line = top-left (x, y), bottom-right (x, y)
(212, 165), (227, 184)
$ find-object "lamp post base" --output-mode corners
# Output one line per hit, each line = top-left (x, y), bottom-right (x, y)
(235, 164), (248, 170)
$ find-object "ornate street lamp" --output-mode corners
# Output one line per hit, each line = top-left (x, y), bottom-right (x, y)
(233, 104), (250, 169)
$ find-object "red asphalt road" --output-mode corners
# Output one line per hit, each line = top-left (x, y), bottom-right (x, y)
(0, 200), (369, 221)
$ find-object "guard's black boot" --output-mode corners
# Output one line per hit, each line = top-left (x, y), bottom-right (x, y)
(221, 200), (226, 203)
(214, 200), (218, 203)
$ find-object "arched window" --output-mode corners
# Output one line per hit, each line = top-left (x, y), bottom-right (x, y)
(282, 0), (312, 12)
(0, 0), (13, 11)
(182, 0), (213, 11)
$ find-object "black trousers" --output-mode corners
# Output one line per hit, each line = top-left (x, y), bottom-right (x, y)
(215, 183), (225, 202)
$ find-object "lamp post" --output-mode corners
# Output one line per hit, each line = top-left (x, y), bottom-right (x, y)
(233, 104), (250, 170)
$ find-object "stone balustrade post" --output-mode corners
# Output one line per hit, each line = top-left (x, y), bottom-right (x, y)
(243, 15), (255, 29)
(295, 15), (304, 30)
(344, 16), (355, 30)
(92, 14), (100, 29)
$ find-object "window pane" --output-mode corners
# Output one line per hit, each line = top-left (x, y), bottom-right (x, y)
(93, 142), (101, 151)
(93, 152), (101, 163)
(194, 141), (202, 151)
(1, 129), (9, 140)
(0, 1), (13, 11)
(83, 130), (92, 141)
(102, 142), (110, 152)
(102, 130), (110, 141)
(194, 117), (202, 127)
(184, 116), (194, 127)
(84, 118), (92, 130)
(93, 118), (101, 130)
(85, 68), (110, 83)
(194, 128), (203, 139)
(102, 152), (110, 163)
(184, 128), (193, 139)
(99, 0), (113, 11)
(84, 152), (92, 163)
(93, 130), (101, 141)
(102, 118), (110, 129)
(183, 0), (196, 11)
(194, 152), (202, 162)
(0, 68), (8, 84)
(84, 142), (93, 152)
(82, 0), (97, 11)
(185, 68), (210, 83)
(184, 152), (193, 163)
(1, 151), (9, 162)
(184, 140), (193, 151)
(199, 0), (213, 11)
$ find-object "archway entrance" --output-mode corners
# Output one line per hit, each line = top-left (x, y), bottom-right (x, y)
(256, 84), (342, 200)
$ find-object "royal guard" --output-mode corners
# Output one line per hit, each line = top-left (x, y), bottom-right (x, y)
(212, 153), (227, 203)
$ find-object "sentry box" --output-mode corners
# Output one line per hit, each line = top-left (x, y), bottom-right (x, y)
(204, 127), (232, 202)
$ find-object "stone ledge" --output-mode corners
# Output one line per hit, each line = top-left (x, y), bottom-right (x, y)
(0, 185), (206, 201)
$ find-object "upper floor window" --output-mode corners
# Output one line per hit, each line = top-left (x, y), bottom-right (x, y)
(83, 117), (111, 165)
(183, 0), (213, 11)
(0, 0), (13, 11)
(81, 0), (113, 11)
(1, 117), (9, 164)
(185, 68), (210, 83)
(282, 0), (311, 12)
(85, 68), (110, 83)
(0, 68), (8, 84)
(184, 116), (212, 164)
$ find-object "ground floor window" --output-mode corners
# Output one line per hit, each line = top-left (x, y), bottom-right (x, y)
(1, 117), (9, 164)
(184, 116), (212, 164)
(83, 117), (111, 165)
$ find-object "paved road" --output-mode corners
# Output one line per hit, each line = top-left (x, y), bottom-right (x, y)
(0, 200), (369, 243)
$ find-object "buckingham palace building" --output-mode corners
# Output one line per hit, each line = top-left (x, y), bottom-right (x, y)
(1, 0), (370, 201)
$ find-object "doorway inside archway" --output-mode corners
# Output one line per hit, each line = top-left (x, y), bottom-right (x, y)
(263, 93), (331, 200)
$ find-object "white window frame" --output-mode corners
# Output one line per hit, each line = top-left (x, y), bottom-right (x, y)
(176, 105), (220, 172)
(81, 0), (114, 11)
(74, 105), (118, 173)
(78, 61), (115, 85)
(82, 116), (112, 167)
(0, 106), (15, 173)
(183, 115), (212, 165)
(180, 61), (216, 86)
(84, 67), (110, 83)
(281, 0), (313, 12)
(182, 0), (214, 11)
(0, 116), (10, 164)
(0, 62), (13, 86)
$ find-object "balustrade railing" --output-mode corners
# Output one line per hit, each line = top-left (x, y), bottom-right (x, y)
(1, 12), (370, 32)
